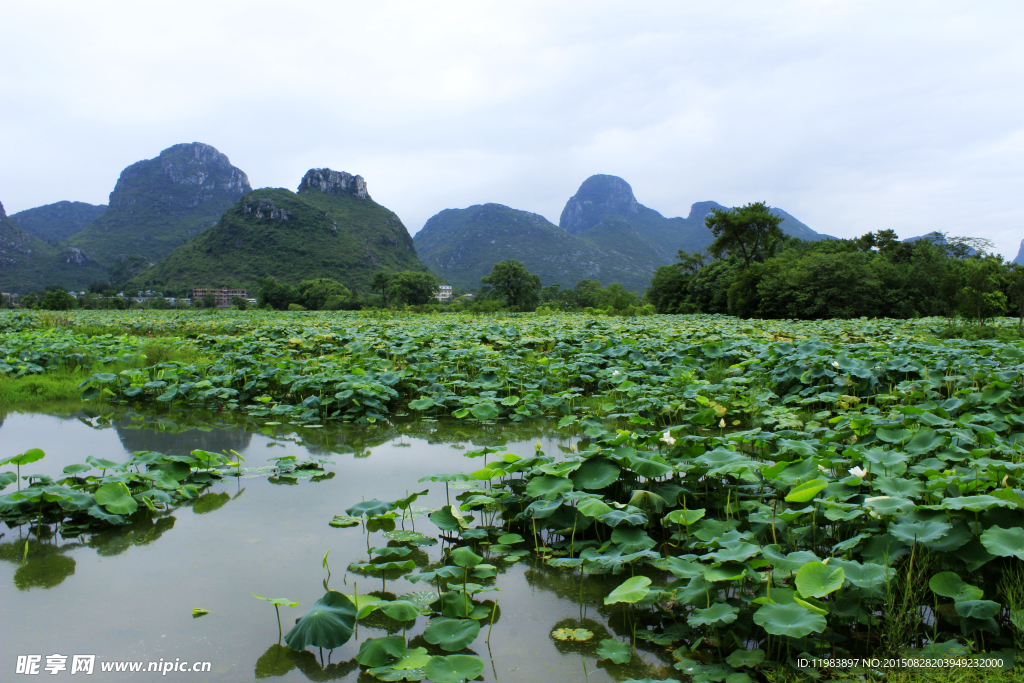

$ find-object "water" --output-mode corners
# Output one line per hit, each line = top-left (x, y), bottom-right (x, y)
(0, 408), (678, 682)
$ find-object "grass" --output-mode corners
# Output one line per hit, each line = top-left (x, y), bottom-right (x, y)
(937, 324), (1024, 342)
(0, 341), (208, 407)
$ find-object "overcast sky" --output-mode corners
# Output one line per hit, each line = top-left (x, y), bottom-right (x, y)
(3, 1), (1023, 257)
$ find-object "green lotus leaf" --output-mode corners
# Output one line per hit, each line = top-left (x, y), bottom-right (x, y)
(367, 665), (425, 681)
(761, 545), (821, 572)
(576, 498), (614, 518)
(94, 482), (138, 515)
(551, 628), (594, 641)
(753, 602), (826, 637)
(496, 533), (524, 544)
(596, 638), (632, 664)
(345, 499), (393, 518)
(391, 647), (430, 671)
(525, 475), (574, 498)
(687, 602), (739, 627)
(3, 448), (45, 467)
(450, 546), (483, 568)
(253, 593), (300, 607)
(570, 458), (621, 489)
(610, 527), (656, 553)
(423, 618), (481, 651)
(598, 509), (647, 527)
(726, 649), (765, 668)
(980, 525), (1024, 559)
(875, 428), (912, 444)
(604, 576), (652, 605)
(330, 515), (362, 528)
(469, 402), (499, 420)
(705, 562), (751, 582)
(423, 655), (484, 683)
(929, 572), (983, 601)
(795, 562), (845, 598)
(356, 636), (407, 667)
(785, 479), (828, 503)
(662, 508), (706, 526)
(889, 518), (952, 545)
(793, 595), (828, 616)
(941, 495), (1012, 512)
(954, 600), (1001, 620)
(409, 398), (434, 410)
(830, 559), (893, 588)
(283, 590), (356, 651)
(430, 506), (471, 531)
(379, 600), (421, 622)
(709, 542), (761, 563)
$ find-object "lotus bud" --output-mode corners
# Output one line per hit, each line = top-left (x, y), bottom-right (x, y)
(719, 418), (726, 428)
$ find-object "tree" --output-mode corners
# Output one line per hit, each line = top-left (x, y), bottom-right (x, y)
(570, 279), (607, 309)
(372, 272), (393, 307)
(644, 266), (690, 313)
(298, 278), (350, 310)
(1007, 265), (1024, 332)
(257, 278), (300, 310)
(39, 289), (75, 311)
(202, 292), (217, 309)
(479, 260), (541, 311)
(958, 256), (1005, 324)
(231, 296), (248, 310)
(389, 271), (438, 305)
(705, 202), (784, 268)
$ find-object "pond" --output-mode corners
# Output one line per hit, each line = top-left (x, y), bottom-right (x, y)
(0, 407), (677, 682)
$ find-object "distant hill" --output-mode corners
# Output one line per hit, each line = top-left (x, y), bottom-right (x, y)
(415, 174), (829, 291)
(414, 203), (666, 291)
(128, 169), (427, 294)
(1015, 240), (1024, 265)
(0, 200), (107, 292)
(64, 142), (251, 267)
(11, 201), (107, 242)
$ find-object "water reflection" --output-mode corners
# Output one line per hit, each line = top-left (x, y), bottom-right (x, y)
(0, 538), (79, 590)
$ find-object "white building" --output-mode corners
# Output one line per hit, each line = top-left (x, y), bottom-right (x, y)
(436, 285), (453, 301)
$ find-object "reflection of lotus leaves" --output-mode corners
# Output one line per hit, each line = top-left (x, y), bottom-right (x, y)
(192, 492), (230, 514)
(254, 644), (294, 678)
(282, 649), (359, 682)
(15, 553), (76, 590)
(88, 514), (176, 556)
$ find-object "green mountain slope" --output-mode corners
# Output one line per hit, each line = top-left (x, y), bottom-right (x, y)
(415, 175), (830, 293)
(0, 200), (107, 292)
(64, 142), (251, 265)
(11, 201), (107, 242)
(128, 169), (427, 293)
(413, 203), (667, 291)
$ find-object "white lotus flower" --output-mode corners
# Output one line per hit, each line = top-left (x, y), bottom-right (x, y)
(661, 431), (676, 446)
(849, 465), (867, 478)
(864, 496), (890, 504)
(719, 418), (726, 428)
(612, 370), (621, 376)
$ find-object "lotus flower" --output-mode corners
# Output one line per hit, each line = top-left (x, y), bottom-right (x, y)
(848, 465), (867, 478)
(661, 431), (676, 446)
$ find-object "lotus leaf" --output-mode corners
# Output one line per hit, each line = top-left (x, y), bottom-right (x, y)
(928, 572), (983, 602)
(525, 475), (574, 498)
(284, 590), (356, 651)
(954, 600), (1001, 619)
(980, 525), (1024, 559)
(889, 518), (952, 544)
(687, 602), (739, 627)
(604, 576), (651, 605)
(378, 600), (421, 621)
(576, 498), (614, 518)
(423, 618), (481, 651)
(94, 482), (138, 515)
(330, 515), (362, 528)
(663, 508), (705, 526)
(726, 649), (765, 668)
(346, 499), (393, 517)
(596, 638), (631, 664)
(423, 655), (484, 683)
(753, 602), (826, 637)
(569, 458), (620, 489)
(551, 628), (593, 641)
(356, 636), (407, 667)
(784, 478), (828, 503)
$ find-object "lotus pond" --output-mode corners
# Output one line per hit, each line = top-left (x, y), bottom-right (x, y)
(3, 310), (1024, 681)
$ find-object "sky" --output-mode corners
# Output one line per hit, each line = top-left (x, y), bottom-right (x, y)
(3, 1), (1023, 258)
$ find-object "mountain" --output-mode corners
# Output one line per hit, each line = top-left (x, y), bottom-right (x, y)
(64, 143), (251, 266)
(0, 200), (107, 292)
(11, 201), (107, 242)
(414, 203), (666, 291)
(415, 174), (829, 291)
(128, 169), (427, 293)
(1015, 240), (1024, 265)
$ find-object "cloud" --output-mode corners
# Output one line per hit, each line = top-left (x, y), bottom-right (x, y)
(2, 1), (1022, 257)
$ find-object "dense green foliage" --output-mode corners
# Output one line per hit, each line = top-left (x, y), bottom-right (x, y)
(646, 230), (1023, 326)
(10, 200), (107, 243)
(4, 309), (1024, 675)
(480, 259), (542, 311)
(131, 186), (428, 295)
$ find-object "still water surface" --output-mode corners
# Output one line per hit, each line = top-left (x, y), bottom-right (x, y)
(0, 409), (677, 682)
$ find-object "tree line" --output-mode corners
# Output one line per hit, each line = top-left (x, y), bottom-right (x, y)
(644, 202), (1022, 328)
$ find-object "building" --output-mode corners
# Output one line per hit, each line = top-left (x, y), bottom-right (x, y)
(193, 287), (248, 308)
(436, 285), (453, 301)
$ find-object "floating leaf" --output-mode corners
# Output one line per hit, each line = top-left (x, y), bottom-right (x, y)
(596, 639), (631, 664)
(551, 628), (594, 641)
(423, 655), (484, 683)
(192, 608), (209, 618)
(753, 602), (826, 637)
(423, 619), (481, 651)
